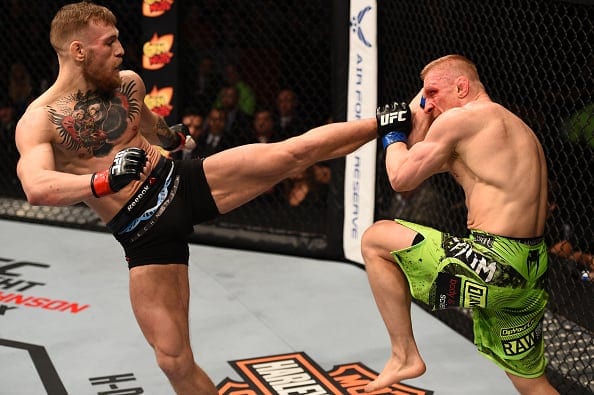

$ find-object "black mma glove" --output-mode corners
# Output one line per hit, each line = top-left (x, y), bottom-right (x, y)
(163, 124), (189, 152)
(91, 147), (147, 198)
(376, 101), (412, 149)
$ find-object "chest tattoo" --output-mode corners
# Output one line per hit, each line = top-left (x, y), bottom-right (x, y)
(47, 80), (141, 157)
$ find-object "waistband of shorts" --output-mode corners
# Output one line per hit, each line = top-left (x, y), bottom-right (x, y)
(470, 230), (544, 246)
(106, 156), (171, 233)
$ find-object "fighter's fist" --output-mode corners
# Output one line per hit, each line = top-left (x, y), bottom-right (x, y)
(376, 101), (412, 149)
(91, 148), (147, 198)
(165, 124), (190, 152)
(169, 124), (198, 152)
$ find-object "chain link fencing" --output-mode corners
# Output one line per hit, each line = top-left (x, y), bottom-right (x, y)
(377, 1), (593, 393)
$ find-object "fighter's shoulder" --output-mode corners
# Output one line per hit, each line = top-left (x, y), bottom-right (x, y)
(119, 69), (141, 80)
(119, 70), (146, 93)
(441, 101), (500, 127)
(18, 96), (53, 128)
(15, 101), (56, 145)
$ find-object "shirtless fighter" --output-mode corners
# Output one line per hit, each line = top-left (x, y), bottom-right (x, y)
(361, 55), (559, 394)
(15, 2), (381, 394)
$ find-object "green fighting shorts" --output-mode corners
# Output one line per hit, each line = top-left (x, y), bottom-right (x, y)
(391, 219), (549, 378)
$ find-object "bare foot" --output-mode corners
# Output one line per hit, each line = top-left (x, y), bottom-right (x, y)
(365, 354), (426, 393)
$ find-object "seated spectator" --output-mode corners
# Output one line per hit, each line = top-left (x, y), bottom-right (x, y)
(0, 97), (16, 135)
(195, 108), (234, 157)
(546, 180), (594, 282)
(283, 163), (331, 208)
(250, 108), (280, 143)
(0, 96), (23, 198)
(549, 239), (594, 282)
(190, 56), (223, 114)
(182, 107), (205, 139)
(213, 62), (256, 115)
(566, 102), (594, 149)
(171, 107), (205, 160)
(274, 88), (310, 140)
(216, 85), (253, 146)
(8, 62), (35, 119)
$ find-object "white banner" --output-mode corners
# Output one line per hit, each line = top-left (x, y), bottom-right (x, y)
(343, 1), (377, 263)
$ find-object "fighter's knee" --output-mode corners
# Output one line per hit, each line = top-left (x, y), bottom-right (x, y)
(155, 348), (194, 382)
(361, 220), (395, 259)
(362, 220), (394, 243)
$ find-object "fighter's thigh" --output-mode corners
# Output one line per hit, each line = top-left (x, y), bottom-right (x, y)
(361, 220), (418, 256)
(203, 142), (302, 213)
(129, 264), (191, 351)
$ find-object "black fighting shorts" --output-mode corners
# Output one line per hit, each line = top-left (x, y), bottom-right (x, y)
(106, 157), (220, 269)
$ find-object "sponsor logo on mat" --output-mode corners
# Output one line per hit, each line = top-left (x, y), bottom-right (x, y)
(218, 351), (433, 394)
(0, 257), (90, 316)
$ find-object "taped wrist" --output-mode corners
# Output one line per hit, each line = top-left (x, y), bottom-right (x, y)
(90, 170), (112, 198)
(164, 131), (185, 152)
(382, 131), (408, 149)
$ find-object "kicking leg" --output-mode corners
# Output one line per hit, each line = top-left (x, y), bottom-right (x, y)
(203, 118), (377, 214)
(361, 220), (426, 392)
(129, 264), (217, 395)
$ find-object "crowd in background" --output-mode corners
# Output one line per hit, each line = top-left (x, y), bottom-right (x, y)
(170, 58), (333, 224)
(0, 0), (592, 279)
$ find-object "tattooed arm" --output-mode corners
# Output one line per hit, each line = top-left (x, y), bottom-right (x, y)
(16, 107), (97, 206)
(139, 103), (184, 151)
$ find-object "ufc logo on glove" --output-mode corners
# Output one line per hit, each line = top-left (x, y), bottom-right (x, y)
(380, 110), (408, 126)
(112, 150), (127, 173)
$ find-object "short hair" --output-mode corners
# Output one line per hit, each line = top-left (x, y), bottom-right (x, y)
(420, 54), (480, 82)
(50, 1), (117, 52)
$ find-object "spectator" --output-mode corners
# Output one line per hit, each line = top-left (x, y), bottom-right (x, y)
(8, 62), (35, 119)
(0, 95), (21, 197)
(546, 180), (594, 282)
(274, 88), (310, 140)
(283, 163), (331, 206)
(172, 107), (205, 160)
(217, 85), (253, 146)
(0, 97), (16, 135)
(190, 56), (223, 114)
(250, 108), (280, 143)
(214, 62), (256, 115)
(195, 107), (233, 157)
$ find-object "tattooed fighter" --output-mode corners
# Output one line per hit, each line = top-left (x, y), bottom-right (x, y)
(15, 2), (379, 394)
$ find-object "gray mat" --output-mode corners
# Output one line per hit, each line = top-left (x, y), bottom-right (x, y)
(0, 219), (516, 394)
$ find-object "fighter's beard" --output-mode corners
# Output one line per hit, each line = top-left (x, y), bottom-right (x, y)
(83, 53), (122, 94)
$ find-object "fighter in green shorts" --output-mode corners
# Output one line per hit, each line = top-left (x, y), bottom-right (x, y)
(364, 55), (558, 394)
(392, 220), (549, 378)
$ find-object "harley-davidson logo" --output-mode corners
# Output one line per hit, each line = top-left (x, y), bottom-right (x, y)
(217, 352), (433, 394)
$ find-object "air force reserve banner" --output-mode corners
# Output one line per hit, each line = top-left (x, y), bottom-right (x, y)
(343, 2), (377, 263)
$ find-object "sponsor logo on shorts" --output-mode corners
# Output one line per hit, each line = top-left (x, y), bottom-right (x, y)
(444, 237), (497, 282)
(473, 234), (494, 248)
(500, 320), (535, 337)
(501, 321), (543, 356)
(218, 352), (433, 394)
(127, 184), (151, 212)
(462, 282), (488, 308)
(435, 272), (461, 310)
